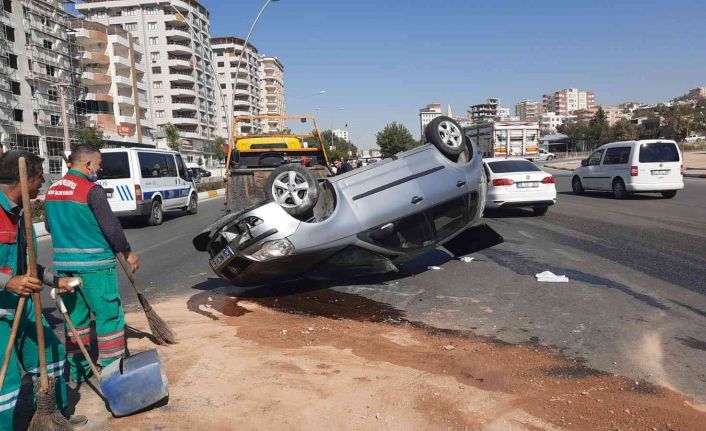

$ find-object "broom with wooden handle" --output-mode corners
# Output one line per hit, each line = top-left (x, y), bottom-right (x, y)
(115, 253), (176, 345)
(19, 157), (71, 430)
(0, 297), (25, 392)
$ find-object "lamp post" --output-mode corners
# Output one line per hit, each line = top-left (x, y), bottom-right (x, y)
(228, 0), (280, 137)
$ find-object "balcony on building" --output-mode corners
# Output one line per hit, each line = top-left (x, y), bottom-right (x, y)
(165, 26), (190, 40)
(116, 115), (136, 125)
(114, 75), (133, 88)
(172, 0), (191, 13)
(166, 40), (193, 56)
(171, 114), (198, 126)
(170, 85), (197, 98)
(82, 70), (112, 85)
(168, 55), (193, 69)
(169, 70), (195, 84)
(84, 93), (114, 103)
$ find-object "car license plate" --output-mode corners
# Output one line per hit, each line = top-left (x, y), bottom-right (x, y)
(517, 182), (539, 188)
(651, 169), (669, 176)
(209, 245), (234, 270)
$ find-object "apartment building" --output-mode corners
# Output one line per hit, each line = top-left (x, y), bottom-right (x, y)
(515, 99), (543, 121)
(0, 0), (81, 178)
(70, 19), (152, 147)
(574, 107), (598, 124)
(468, 98), (499, 122)
(419, 102), (441, 138)
(211, 36), (262, 136)
(543, 88), (595, 116)
(540, 112), (575, 133)
(78, 0), (219, 165)
(332, 128), (348, 142)
(602, 105), (631, 126)
(260, 55), (285, 133)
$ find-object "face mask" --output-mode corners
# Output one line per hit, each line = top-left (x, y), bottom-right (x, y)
(87, 170), (98, 182)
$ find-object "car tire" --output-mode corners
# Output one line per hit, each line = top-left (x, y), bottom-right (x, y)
(571, 176), (584, 195)
(186, 193), (198, 215)
(147, 200), (163, 226)
(547, 155), (554, 161)
(533, 206), (549, 216)
(661, 190), (677, 199)
(426, 116), (465, 160)
(266, 164), (319, 217)
(612, 178), (629, 199)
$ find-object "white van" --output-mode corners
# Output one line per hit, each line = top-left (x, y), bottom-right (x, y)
(572, 140), (684, 199)
(95, 148), (198, 225)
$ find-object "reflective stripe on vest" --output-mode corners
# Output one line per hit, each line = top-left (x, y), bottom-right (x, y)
(54, 259), (116, 268)
(54, 248), (107, 254)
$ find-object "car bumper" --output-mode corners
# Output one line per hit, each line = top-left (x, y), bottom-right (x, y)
(114, 201), (152, 217)
(626, 181), (684, 192)
(486, 190), (557, 208)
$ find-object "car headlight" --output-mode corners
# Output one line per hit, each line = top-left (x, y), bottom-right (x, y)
(247, 239), (295, 262)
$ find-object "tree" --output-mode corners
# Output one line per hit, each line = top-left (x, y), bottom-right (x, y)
(609, 118), (639, 142)
(212, 136), (227, 162)
(74, 126), (105, 149)
(316, 129), (358, 161)
(376, 122), (418, 157)
(164, 122), (181, 151)
(588, 107), (610, 147)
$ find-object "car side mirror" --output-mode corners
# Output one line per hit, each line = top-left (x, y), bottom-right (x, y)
(581, 159), (588, 167)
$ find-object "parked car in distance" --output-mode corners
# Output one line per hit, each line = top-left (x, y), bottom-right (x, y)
(572, 139), (684, 199)
(535, 148), (556, 161)
(483, 158), (556, 216)
(194, 116), (503, 286)
(92, 148), (198, 225)
(187, 165), (212, 181)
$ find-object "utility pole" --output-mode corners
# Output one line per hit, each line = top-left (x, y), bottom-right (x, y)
(58, 85), (71, 152)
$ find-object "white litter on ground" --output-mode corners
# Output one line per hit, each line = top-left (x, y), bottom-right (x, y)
(427, 266), (442, 270)
(459, 257), (475, 263)
(535, 271), (569, 282)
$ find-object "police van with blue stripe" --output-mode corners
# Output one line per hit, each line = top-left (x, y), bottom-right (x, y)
(95, 148), (198, 225)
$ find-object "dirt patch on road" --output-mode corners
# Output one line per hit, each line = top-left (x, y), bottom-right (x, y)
(75, 288), (705, 430)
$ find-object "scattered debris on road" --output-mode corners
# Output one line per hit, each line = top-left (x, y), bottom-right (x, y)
(535, 270), (569, 282)
(427, 266), (443, 271)
(459, 256), (475, 263)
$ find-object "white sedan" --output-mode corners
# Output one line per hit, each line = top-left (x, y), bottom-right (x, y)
(483, 158), (557, 216)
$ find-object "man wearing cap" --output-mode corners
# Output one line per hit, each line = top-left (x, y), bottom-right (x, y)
(44, 144), (139, 383)
(0, 150), (86, 430)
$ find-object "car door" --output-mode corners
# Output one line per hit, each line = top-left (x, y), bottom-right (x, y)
(138, 151), (171, 207)
(174, 154), (194, 204)
(600, 146), (631, 190)
(582, 149), (605, 190)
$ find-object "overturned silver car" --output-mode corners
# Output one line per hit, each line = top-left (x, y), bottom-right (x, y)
(193, 116), (502, 286)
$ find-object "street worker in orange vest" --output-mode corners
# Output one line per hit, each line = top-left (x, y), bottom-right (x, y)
(44, 144), (140, 383)
(0, 151), (87, 430)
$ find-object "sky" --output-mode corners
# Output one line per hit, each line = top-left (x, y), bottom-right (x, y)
(206, 0), (706, 149)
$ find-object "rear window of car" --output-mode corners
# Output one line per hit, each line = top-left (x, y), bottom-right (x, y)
(487, 160), (541, 173)
(639, 142), (680, 163)
(98, 152), (130, 180)
(603, 147), (631, 165)
(249, 143), (288, 149)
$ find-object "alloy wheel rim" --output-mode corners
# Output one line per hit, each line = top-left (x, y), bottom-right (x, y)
(438, 121), (463, 148)
(272, 171), (309, 208)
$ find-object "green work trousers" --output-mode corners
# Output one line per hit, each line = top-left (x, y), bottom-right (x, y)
(0, 293), (68, 431)
(58, 267), (125, 383)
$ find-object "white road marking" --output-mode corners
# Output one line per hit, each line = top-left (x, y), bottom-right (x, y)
(518, 230), (535, 239)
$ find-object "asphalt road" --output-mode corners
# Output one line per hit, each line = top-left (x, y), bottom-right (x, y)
(37, 174), (706, 400)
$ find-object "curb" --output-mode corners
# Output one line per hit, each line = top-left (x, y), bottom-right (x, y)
(198, 188), (225, 200)
(684, 173), (706, 179)
(544, 165), (576, 172)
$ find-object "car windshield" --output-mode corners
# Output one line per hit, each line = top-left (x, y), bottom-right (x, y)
(99, 152), (130, 179)
(487, 160), (541, 173)
(639, 142), (680, 163)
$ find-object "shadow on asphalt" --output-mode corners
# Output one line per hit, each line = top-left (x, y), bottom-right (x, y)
(118, 211), (191, 230)
(483, 208), (538, 218)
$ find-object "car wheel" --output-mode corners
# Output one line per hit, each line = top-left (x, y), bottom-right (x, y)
(533, 206), (549, 216)
(266, 164), (319, 216)
(612, 178), (629, 199)
(147, 200), (163, 226)
(186, 193), (198, 215)
(547, 155), (554, 161)
(661, 190), (677, 199)
(571, 176), (584, 195)
(426, 116), (465, 159)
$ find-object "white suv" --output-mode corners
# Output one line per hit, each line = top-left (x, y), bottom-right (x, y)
(572, 140), (684, 199)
